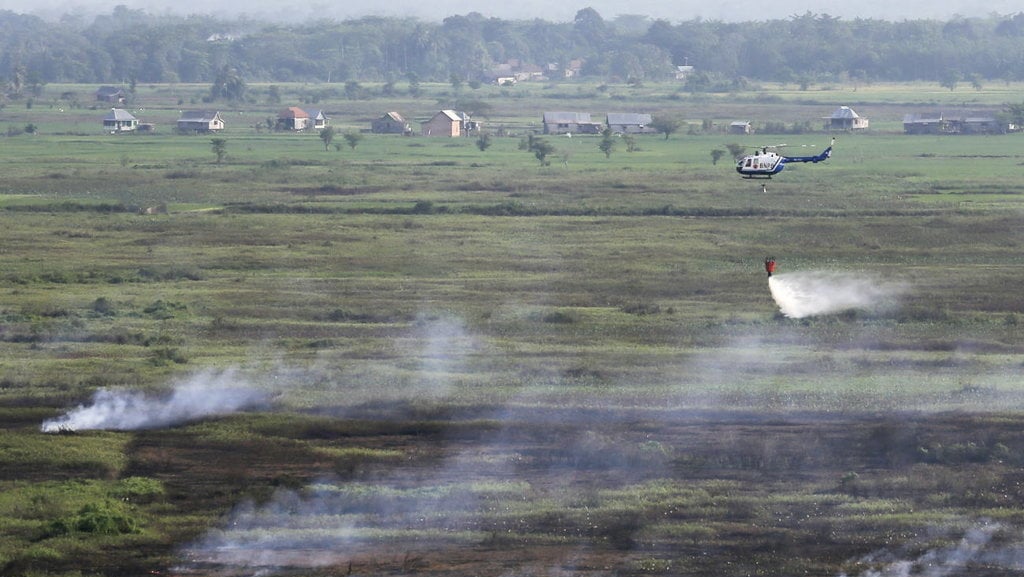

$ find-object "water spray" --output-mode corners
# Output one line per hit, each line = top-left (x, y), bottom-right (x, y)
(765, 260), (907, 319)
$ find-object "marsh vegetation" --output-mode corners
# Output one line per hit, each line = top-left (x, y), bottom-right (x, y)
(1, 81), (1023, 576)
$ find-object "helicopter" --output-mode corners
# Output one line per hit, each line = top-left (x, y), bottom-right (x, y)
(736, 138), (835, 178)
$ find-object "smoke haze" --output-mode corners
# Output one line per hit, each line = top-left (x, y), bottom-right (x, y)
(769, 271), (907, 319)
(40, 368), (268, 432)
(842, 521), (1024, 577)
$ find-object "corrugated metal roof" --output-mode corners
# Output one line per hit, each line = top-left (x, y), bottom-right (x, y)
(830, 106), (861, 119)
(607, 113), (651, 125)
(903, 113), (944, 123)
(103, 108), (136, 121)
(178, 110), (221, 122)
(543, 111), (592, 124)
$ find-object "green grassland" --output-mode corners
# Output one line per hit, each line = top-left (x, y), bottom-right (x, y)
(1, 81), (1023, 576)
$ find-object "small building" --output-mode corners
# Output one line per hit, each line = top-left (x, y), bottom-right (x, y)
(542, 111), (602, 135)
(606, 113), (656, 134)
(729, 121), (753, 135)
(421, 110), (463, 137)
(455, 111), (481, 134)
(372, 112), (411, 134)
(564, 59), (585, 78)
(959, 113), (1007, 134)
(95, 86), (126, 104)
(674, 65), (695, 80)
(277, 107), (310, 131)
(825, 106), (869, 131)
(177, 110), (224, 133)
(902, 112), (954, 135)
(903, 112), (1011, 135)
(102, 108), (138, 133)
(308, 109), (329, 130)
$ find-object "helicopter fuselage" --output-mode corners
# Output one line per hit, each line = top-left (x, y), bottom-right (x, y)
(736, 150), (785, 178)
(735, 139), (834, 179)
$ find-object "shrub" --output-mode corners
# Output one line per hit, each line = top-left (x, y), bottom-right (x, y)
(542, 310), (577, 324)
(48, 500), (140, 536)
(91, 297), (115, 316)
(114, 476), (166, 504)
(150, 347), (188, 366)
(142, 299), (187, 319)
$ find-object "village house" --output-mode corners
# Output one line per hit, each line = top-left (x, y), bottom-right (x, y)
(277, 107), (310, 131)
(958, 113), (1010, 134)
(902, 112), (951, 134)
(456, 111), (481, 134)
(484, 59), (548, 84)
(824, 106), (869, 131)
(372, 112), (411, 134)
(564, 59), (585, 78)
(674, 65), (695, 81)
(308, 109), (329, 130)
(421, 110), (462, 137)
(421, 110), (478, 137)
(606, 113), (656, 134)
(176, 110), (224, 133)
(729, 121), (753, 135)
(95, 86), (126, 104)
(102, 108), (138, 132)
(542, 111), (603, 135)
(903, 112), (1010, 135)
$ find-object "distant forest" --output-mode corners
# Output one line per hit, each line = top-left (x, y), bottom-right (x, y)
(4, 6), (1024, 96)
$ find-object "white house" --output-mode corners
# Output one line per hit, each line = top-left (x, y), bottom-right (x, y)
(177, 110), (225, 133)
(102, 108), (138, 132)
(825, 106), (869, 130)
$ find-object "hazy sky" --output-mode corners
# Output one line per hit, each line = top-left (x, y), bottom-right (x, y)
(7, 0), (1020, 23)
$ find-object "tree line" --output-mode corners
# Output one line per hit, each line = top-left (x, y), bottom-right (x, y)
(3, 5), (1024, 96)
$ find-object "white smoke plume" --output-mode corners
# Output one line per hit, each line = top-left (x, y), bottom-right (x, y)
(769, 271), (907, 319)
(842, 520), (1024, 577)
(179, 483), (360, 569)
(40, 368), (268, 432)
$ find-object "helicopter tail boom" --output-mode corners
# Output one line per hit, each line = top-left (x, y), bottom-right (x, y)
(782, 138), (835, 164)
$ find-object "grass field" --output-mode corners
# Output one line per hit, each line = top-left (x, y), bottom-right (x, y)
(1, 81), (1023, 576)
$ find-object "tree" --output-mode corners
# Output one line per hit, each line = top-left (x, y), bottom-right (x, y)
(574, 7), (610, 50)
(622, 134), (638, 153)
(267, 84), (281, 104)
(599, 128), (617, 158)
(449, 73), (463, 91)
(650, 115), (683, 140)
(476, 133), (491, 152)
(939, 69), (961, 91)
(319, 126), (336, 151)
(519, 135), (555, 166)
(457, 99), (493, 119)
(210, 138), (227, 164)
(711, 149), (726, 165)
(725, 143), (746, 160)
(344, 80), (365, 100)
(210, 66), (246, 102)
(343, 131), (363, 150)
(407, 72), (422, 97)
